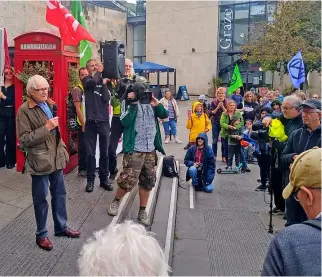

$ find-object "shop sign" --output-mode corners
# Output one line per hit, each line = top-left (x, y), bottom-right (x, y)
(20, 44), (57, 50)
(219, 8), (233, 51)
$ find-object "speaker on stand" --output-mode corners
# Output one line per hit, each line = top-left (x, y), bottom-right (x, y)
(100, 40), (125, 79)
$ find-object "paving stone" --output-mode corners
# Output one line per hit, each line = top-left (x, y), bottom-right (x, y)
(175, 207), (206, 240)
(0, 202), (24, 230)
(0, 186), (29, 203)
(204, 209), (271, 276)
(174, 238), (208, 257)
(7, 193), (33, 209)
(172, 254), (212, 276)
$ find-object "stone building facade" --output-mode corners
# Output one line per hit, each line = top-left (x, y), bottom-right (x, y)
(0, 1), (131, 61)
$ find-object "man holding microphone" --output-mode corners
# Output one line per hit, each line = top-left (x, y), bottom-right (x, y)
(16, 75), (80, 251)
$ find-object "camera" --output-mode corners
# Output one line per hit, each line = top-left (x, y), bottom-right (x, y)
(126, 78), (152, 105)
(250, 122), (269, 143)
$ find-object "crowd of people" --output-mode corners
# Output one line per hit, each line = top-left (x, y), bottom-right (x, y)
(1, 56), (321, 275)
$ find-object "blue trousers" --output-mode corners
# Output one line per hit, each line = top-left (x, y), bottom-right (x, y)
(188, 166), (213, 193)
(163, 118), (177, 136)
(31, 170), (67, 239)
(240, 148), (247, 168)
(211, 122), (221, 157)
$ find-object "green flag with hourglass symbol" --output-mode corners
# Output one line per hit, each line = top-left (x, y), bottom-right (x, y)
(71, 0), (92, 67)
(228, 64), (243, 96)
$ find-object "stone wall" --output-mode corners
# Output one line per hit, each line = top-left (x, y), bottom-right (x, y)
(146, 1), (219, 95)
(0, 1), (128, 60)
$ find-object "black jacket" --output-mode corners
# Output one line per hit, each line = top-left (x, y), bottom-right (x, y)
(82, 72), (110, 121)
(243, 101), (258, 122)
(281, 125), (322, 169)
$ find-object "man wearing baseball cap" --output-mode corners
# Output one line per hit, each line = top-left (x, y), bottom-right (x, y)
(262, 147), (321, 276)
(280, 98), (322, 225)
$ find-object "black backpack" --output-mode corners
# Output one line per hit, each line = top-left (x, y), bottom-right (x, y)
(162, 155), (179, 178)
(66, 86), (82, 131)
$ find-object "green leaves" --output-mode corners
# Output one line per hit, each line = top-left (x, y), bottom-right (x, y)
(241, 1), (321, 73)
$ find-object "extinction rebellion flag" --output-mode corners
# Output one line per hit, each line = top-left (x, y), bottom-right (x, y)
(228, 64), (243, 96)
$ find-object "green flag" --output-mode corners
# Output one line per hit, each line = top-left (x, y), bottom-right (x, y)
(71, 0), (92, 67)
(228, 64), (243, 95)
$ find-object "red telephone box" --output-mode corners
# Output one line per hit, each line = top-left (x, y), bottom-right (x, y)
(14, 29), (80, 174)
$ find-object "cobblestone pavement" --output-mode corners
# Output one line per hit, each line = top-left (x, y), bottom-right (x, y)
(0, 97), (286, 275)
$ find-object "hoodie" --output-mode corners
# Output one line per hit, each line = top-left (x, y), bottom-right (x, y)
(186, 102), (211, 143)
(184, 133), (215, 186)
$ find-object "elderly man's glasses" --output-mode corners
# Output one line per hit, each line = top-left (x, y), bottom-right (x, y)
(34, 87), (49, 93)
(281, 106), (294, 111)
(301, 108), (320, 114)
(294, 187), (321, 201)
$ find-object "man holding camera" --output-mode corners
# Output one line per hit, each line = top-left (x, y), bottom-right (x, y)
(83, 59), (112, 193)
(107, 80), (168, 226)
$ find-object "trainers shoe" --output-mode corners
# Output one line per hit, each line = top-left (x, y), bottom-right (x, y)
(242, 167), (251, 172)
(165, 138), (170, 144)
(100, 183), (113, 191)
(78, 170), (87, 178)
(85, 181), (94, 193)
(222, 157), (226, 163)
(108, 199), (120, 216)
(175, 137), (182, 144)
(137, 210), (149, 226)
(271, 207), (280, 214)
(255, 185), (266, 191)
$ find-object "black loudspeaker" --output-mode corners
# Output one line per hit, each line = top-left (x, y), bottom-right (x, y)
(101, 40), (125, 79)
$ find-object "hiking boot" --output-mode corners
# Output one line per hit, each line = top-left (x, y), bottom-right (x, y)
(255, 185), (266, 191)
(107, 199), (120, 216)
(137, 210), (149, 226)
(85, 182), (94, 193)
(184, 143), (190, 150)
(222, 157), (226, 163)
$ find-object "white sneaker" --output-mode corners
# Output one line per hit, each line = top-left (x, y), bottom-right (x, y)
(165, 138), (170, 144)
(175, 137), (182, 144)
(107, 199), (120, 216)
(137, 210), (150, 226)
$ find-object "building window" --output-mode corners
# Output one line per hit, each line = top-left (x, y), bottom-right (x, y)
(133, 25), (146, 63)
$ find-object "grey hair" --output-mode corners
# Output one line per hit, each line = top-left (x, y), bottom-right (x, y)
(26, 75), (49, 97)
(283, 95), (302, 110)
(78, 220), (170, 276)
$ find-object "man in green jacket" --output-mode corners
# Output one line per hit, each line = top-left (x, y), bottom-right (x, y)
(107, 81), (168, 226)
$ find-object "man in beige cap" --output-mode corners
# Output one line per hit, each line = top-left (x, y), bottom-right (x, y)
(262, 147), (321, 276)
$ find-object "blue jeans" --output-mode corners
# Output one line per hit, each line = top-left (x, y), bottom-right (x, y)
(31, 170), (68, 239)
(240, 148), (247, 168)
(221, 137), (228, 162)
(211, 122), (221, 157)
(188, 166), (213, 193)
(163, 118), (177, 136)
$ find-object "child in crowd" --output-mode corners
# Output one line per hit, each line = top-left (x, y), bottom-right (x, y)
(242, 119), (256, 162)
(186, 101), (211, 148)
(226, 115), (243, 170)
(198, 94), (210, 115)
(270, 99), (282, 118)
(231, 88), (243, 109)
(254, 107), (272, 191)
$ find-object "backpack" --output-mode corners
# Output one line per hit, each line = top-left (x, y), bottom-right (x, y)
(67, 86), (82, 131)
(162, 155), (179, 178)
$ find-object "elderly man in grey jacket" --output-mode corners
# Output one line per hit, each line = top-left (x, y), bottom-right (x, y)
(16, 75), (80, 251)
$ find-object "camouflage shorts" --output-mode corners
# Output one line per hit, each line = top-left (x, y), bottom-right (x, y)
(116, 151), (157, 192)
